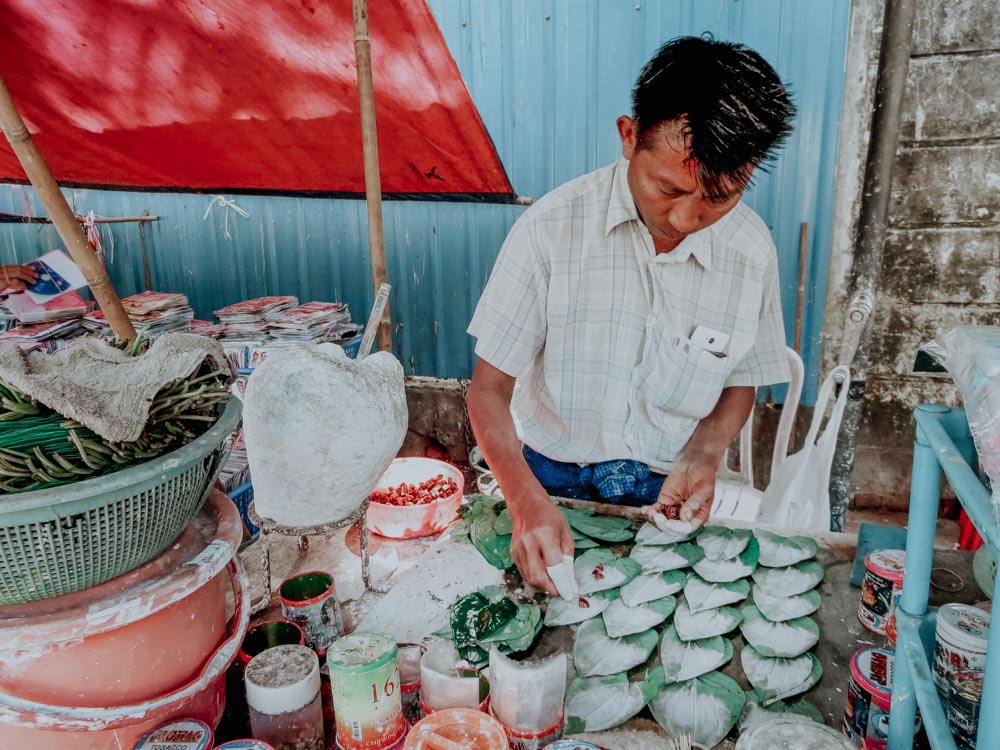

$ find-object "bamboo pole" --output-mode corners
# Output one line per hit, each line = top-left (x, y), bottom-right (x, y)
(0, 76), (136, 342)
(794, 222), (808, 352)
(352, 0), (392, 353)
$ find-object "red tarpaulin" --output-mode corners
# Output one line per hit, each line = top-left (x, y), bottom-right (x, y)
(0, 0), (513, 201)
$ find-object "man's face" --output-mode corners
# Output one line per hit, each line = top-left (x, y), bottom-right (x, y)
(617, 117), (745, 249)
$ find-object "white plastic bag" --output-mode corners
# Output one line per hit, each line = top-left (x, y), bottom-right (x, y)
(757, 365), (850, 532)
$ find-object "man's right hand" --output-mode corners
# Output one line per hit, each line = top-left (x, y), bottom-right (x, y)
(509, 494), (575, 595)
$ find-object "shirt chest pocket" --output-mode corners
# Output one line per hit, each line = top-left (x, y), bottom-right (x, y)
(644, 340), (731, 421)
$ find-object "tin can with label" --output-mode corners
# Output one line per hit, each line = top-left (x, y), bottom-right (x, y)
(280, 571), (343, 654)
(327, 632), (406, 750)
(844, 647), (920, 750)
(934, 604), (990, 696)
(132, 719), (213, 750)
(545, 742), (606, 750)
(858, 550), (905, 636)
(948, 669), (984, 750)
(214, 742), (277, 750)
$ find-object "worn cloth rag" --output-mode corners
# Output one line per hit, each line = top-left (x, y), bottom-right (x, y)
(0, 333), (232, 443)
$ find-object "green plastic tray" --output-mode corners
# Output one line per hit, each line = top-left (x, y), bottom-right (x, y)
(0, 396), (242, 605)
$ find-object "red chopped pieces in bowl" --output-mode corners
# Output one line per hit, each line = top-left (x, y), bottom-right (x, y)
(370, 474), (459, 506)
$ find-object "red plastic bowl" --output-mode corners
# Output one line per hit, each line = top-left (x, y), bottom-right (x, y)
(367, 458), (465, 539)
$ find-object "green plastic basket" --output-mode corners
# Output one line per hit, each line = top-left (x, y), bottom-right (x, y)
(0, 396), (242, 605)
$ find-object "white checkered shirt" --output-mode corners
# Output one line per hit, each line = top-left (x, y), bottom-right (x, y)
(468, 159), (790, 473)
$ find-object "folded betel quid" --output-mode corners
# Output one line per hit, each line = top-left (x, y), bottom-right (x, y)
(543, 592), (612, 627)
(683, 575), (750, 613)
(629, 541), (704, 574)
(696, 526), (753, 562)
(619, 570), (688, 607)
(751, 559), (825, 597)
(751, 584), (821, 622)
(741, 644), (823, 705)
(601, 594), (677, 638)
(691, 537), (759, 583)
(739, 605), (819, 658)
(573, 617), (659, 677)
(649, 671), (746, 748)
(659, 624), (734, 684)
(564, 667), (663, 733)
(673, 600), (742, 641)
(754, 529), (819, 567)
(574, 548), (642, 595)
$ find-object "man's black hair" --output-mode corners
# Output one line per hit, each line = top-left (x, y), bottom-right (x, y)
(632, 35), (795, 203)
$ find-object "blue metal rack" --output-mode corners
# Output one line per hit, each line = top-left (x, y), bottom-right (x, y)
(888, 405), (999, 750)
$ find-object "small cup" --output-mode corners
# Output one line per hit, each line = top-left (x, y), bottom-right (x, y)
(238, 619), (304, 665)
(279, 570), (343, 654)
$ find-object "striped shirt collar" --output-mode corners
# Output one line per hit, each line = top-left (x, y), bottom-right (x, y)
(605, 158), (714, 271)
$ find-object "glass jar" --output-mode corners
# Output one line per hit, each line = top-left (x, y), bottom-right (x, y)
(245, 644), (325, 750)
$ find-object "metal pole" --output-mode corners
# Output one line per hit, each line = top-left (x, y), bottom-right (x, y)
(828, 0), (916, 531)
(352, 0), (393, 354)
(0, 76), (137, 342)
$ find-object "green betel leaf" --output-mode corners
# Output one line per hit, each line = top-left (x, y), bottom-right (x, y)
(691, 536), (759, 582)
(696, 526), (753, 562)
(649, 671), (746, 749)
(658, 624), (733, 683)
(684, 575), (750, 613)
(575, 548), (642, 595)
(754, 529), (819, 567)
(636, 520), (699, 546)
(601, 595), (677, 638)
(752, 559), (825, 597)
(561, 507), (635, 542)
(619, 570), (688, 607)
(544, 593), (610, 626)
(739, 605), (819, 658)
(741, 645), (823, 705)
(573, 617), (659, 677)
(629, 542), (704, 574)
(564, 667), (662, 733)
(467, 503), (514, 570)
(570, 527), (601, 549)
(673, 599), (742, 641)
(751, 585), (821, 622)
(493, 506), (514, 536)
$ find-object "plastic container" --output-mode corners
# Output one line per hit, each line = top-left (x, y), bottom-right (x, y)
(131, 718), (213, 749)
(327, 632), (406, 750)
(0, 555), (250, 750)
(403, 708), (508, 750)
(0, 395), (241, 604)
(0, 488), (243, 708)
(489, 706), (562, 749)
(858, 550), (905, 636)
(366, 458), (465, 539)
(933, 604), (991, 695)
(239, 620), (305, 665)
(228, 481), (261, 544)
(737, 715), (854, 749)
(215, 741), (277, 749)
(246, 645), (325, 750)
(948, 669), (984, 750)
(397, 643), (426, 726)
(280, 571), (343, 654)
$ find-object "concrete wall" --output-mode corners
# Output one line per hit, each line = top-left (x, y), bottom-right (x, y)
(828, 0), (1000, 509)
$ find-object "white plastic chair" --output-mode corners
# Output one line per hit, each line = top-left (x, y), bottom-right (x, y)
(712, 348), (805, 522)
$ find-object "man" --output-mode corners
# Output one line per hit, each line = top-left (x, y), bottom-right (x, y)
(466, 36), (795, 594)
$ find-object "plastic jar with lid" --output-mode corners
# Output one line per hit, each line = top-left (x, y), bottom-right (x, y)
(245, 644), (325, 750)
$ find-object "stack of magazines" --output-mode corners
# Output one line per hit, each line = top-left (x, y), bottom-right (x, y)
(267, 301), (355, 342)
(214, 296), (298, 340)
(0, 319), (86, 352)
(82, 291), (194, 339)
(2, 291), (94, 325)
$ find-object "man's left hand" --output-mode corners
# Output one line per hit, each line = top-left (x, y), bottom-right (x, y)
(649, 456), (716, 529)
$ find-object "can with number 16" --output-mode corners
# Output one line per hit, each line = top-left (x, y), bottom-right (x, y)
(327, 632), (406, 750)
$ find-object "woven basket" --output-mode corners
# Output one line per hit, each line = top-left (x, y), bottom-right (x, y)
(0, 396), (242, 605)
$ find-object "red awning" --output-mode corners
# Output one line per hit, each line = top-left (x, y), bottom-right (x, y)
(0, 0), (513, 201)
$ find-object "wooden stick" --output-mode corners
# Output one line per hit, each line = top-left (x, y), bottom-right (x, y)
(0, 76), (136, 342)
(794, 222), (808, 353)
(0, 212), (159, 225)
(353, 0), (393, 354)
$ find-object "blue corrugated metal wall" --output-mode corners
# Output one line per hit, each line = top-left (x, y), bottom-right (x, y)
(0, 0), (849, 401)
